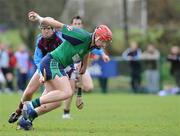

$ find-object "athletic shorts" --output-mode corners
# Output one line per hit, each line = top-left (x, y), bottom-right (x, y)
(64, 64), (76, 80)
(40, 54), (66, 81)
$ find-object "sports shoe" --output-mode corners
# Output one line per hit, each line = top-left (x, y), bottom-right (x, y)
(8, 112), (21, 123)
(76, 96), (84, 110)
(17, 116), (33, 130)
(22, 101), (35, 120)
(62, 114), (71, 119)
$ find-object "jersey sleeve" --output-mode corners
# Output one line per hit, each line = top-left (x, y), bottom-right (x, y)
(61, 25), (71, 33)
(34, 35), (43, 73)
(61, 25), (90, 43)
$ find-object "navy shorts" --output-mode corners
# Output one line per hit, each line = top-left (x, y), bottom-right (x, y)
(40, 54), (66, 81)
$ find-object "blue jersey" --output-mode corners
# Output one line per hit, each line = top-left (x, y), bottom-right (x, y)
(34, 31), (64, 72)
(91, 48), (104, 56)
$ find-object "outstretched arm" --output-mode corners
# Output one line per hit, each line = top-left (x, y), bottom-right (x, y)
(28, 11), (64, 29)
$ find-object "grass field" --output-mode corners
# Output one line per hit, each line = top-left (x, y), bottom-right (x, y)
(0, 92), (179, 136)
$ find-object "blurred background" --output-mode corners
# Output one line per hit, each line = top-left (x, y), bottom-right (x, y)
(0, 0), (179, 95)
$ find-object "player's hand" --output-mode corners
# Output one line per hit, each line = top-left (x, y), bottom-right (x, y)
(79, 70), (85, 75)
(28, 11), (42, 22)
(79, 66), (86, 75)
(78, 62), (86, 75)
(39, 75), (45, 83)
(102, 54), (110, 62)
(39, 69), (46, 83)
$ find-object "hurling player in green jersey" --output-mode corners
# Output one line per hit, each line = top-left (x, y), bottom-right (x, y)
(19, 11), (112, 129)
(62, 15), (111, 119)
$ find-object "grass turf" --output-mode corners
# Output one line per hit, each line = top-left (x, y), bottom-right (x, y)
(0, 92), (179, 136)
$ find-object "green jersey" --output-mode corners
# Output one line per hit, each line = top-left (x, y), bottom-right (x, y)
(51, 25), (92, 67)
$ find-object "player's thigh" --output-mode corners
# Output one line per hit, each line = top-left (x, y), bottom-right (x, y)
(37, 85), (62, 115)
(40, 54), (72, 95)
(41, 83), (62, 106)
(41, 85), (54, 96)
(51, 75), (73, 95)
(41, 79), (58, 96)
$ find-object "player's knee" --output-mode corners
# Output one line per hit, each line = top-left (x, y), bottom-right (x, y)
(66, 89), (73, 98)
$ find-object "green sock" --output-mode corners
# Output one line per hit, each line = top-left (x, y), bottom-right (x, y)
(32, 98), (41, 108)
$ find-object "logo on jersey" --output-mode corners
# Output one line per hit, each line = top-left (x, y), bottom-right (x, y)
(67, 25), (73, 31)
(72, 54), (81, 63)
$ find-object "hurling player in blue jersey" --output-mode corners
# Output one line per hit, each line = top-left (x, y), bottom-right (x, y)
(8, 18), (65, 124)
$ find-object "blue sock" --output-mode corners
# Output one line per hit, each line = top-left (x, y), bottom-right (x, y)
(29, 109), (38, 122)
